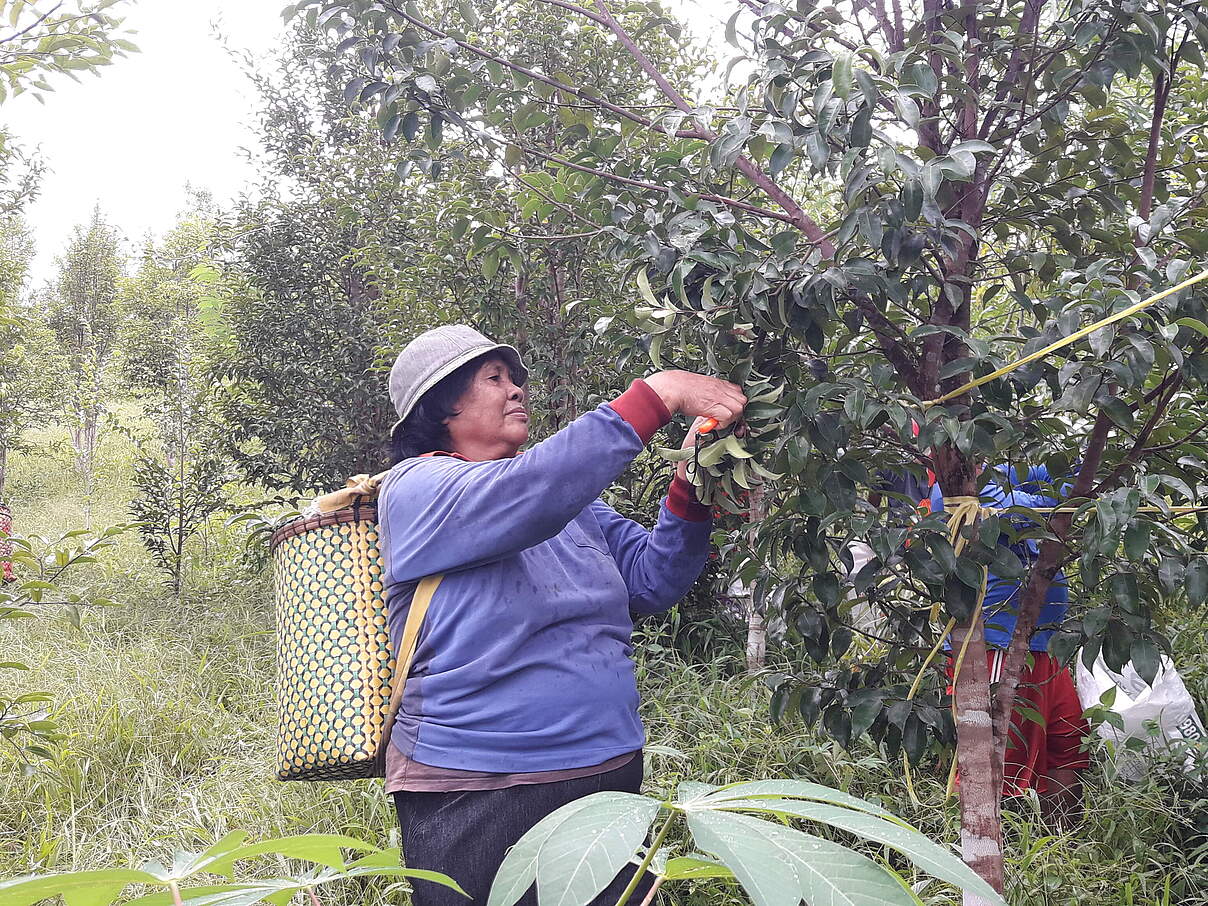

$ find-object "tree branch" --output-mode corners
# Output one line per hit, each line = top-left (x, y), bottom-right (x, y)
(1093, 376), (1180, 494)
(978, 0), (1047, 139)
(0, 1), (64, 46)
(381, 1), (706, 141)
(889, 0), (905, 53)
(854, 296), (923, 395)
(591, 0), (836, 256)
(529, 0), (609, 25)
(515, 141), (820, 230)
(990, 403), (1113, 742)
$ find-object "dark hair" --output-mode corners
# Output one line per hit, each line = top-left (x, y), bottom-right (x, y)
(390, 352), (524, 463)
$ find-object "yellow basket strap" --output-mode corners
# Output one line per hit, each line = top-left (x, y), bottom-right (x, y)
(374, 573), (444, 771)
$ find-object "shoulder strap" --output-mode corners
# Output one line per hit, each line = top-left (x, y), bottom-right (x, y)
(374, 573), (443, 773)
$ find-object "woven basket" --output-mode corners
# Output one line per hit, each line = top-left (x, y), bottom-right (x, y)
(270, 502), (394, 781)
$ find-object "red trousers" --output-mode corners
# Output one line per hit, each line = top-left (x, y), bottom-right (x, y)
(0, 503), (12, 582)
(950, 650), (1090, 795)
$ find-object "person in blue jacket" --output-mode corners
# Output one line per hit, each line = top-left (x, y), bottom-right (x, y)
(928, 464), (1089, 819)
(378, 325), (746, 906)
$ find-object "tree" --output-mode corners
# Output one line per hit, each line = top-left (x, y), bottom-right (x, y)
(119, 199), (227, 594)
(212, 14), (695, 492)
(0, 131), (43, 217)
(0, 523), (127, 768)
(45, 206), (124, 502)
(0, 0), (135, 103)
(0, 217), (56, 498)
(303, 0), (1208, 895)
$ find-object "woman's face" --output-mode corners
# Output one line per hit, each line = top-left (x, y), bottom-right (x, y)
(445, 355), (529, 461)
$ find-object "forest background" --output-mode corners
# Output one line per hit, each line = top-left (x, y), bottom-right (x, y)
(2, 0), (1208, 903)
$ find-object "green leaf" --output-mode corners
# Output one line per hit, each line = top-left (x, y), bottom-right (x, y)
(1173, 317), (1208, 339)
(769, 143), (793, 177)
(831, 51), (853, 99)
(687, 809), (918, 906)
(1099, 396), (1134, 430)
(705, 798), (1002, 903)
(206, 834), (377, 875)
(683, 779), (896, 820)
(1103, 620), (1132, 673)
(0, 869), (160, 906)
(1186, 557), (1208, 606)
(1122, 520), (1149, 560)
(662, 855), (736, 880)
(401, 111), (420, 141)
(534, 792), (661, 906)
(1130, 636), (1160, 687)
(489, 793), (657, 906)
(635, 267), (660, 307)
(895, 93), (919, 130)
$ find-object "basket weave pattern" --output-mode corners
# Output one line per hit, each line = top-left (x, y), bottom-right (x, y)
(271, 505), (395, 780)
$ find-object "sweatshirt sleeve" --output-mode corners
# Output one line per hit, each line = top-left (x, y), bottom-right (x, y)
(588, 477), (713, 615)
(380, 381), (671, 580)
(989, 487), (1060, 510)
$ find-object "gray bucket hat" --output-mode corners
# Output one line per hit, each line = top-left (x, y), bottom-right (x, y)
(388, 325), (528, 436)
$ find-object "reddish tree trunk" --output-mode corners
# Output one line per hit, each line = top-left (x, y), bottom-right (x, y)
(951, 611), (1004, 902)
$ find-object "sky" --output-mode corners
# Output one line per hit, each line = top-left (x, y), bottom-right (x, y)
(4, 0), (735, 287)
(4, 0), (287, 285)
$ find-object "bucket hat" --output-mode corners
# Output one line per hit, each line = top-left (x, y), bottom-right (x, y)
(388, 325), (528, 436)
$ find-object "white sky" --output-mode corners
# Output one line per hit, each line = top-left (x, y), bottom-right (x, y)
(5, 0), (736, 287)
(4, 0), (286, 286)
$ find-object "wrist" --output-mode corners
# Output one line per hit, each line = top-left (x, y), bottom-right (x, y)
(642, 371), (680, 414)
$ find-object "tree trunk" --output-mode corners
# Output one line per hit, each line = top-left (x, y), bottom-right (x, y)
(746, 484), (767, 672)
(745, 607), (766, 673)
(951, 610), (1005, 901)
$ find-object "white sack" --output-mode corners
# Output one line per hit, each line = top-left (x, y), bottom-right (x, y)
(1076, 652), (1206, 781)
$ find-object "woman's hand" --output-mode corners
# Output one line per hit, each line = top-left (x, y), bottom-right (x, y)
(644, 370), (747, 427)
(674, 416), (714, 483)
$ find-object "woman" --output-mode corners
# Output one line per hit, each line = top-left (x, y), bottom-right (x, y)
(378, 324), (745, 906)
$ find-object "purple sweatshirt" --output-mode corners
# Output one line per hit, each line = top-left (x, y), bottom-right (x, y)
(378, 381), (712, 773)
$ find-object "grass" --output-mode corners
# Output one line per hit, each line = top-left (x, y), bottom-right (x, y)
(2, 427), (1207, 904)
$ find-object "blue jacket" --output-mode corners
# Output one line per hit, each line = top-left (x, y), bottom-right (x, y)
(378, 381), (712, 772)
(929, 465), (1068, 651)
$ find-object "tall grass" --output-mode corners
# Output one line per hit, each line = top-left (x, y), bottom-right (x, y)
(2, 429), (1206, 904)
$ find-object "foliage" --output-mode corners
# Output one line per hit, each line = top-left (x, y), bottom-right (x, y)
(489, 779), (1002, 906)
(207, 30), (404, 493)
(43, 206), (125, 500)
(0, 218), (57, 497)
(0, 0), (136, 103)
(1, 431), (1205, 903)
(0, 132), (42, 217)
(210, 12), (701, 495)
(0, 832), (462, 905)
(127, 453), (226, 595)
(119, 200), (228, 592)
(0, 779), (999, 906)
(304, 0), (1208, 888)
(0, 522), (126, 769)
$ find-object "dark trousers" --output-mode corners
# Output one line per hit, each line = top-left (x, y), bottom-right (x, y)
(393, 754), (652, 906)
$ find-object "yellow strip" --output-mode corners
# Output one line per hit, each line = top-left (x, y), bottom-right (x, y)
(1026, 506), (1208, 514)
(925, 269), (1208, 408)
(903, 495), (984, 804)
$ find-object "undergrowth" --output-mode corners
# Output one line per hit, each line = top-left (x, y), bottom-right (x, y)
(1, 430), (1206, 904)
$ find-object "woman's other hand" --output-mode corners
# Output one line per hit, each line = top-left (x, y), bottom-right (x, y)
(644, 371), (747, 428)
(674, 416), (716, 483)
